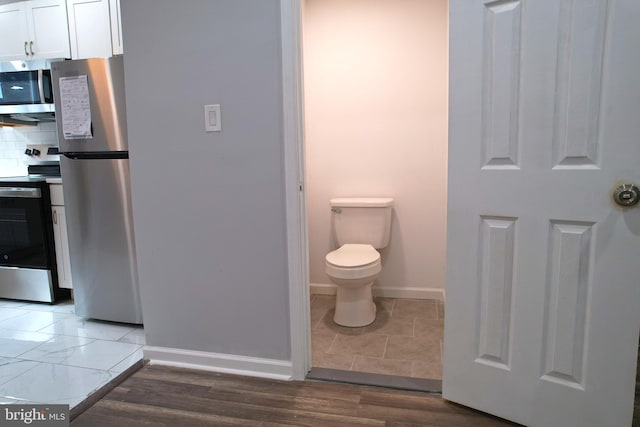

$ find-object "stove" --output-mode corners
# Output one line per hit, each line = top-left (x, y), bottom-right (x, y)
(0, 144), (68, 303)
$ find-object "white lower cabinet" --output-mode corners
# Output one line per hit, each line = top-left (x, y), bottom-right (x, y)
(50, 184), (72, 289)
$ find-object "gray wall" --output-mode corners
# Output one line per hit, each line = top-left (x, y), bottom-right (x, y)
(121, 0), (291, 360)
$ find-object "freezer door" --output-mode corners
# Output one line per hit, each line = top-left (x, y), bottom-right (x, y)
(61, 156), (142, 324)
(51, 56), (128, 153)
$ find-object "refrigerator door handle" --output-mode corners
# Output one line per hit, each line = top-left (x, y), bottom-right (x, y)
(62, 152), (129, 160)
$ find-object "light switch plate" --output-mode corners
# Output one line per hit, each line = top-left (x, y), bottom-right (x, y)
(204, 104), (221, 132)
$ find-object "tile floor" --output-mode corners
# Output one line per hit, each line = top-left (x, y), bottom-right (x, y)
(0, 298), (144, 408)
(310, 295), (444, 379)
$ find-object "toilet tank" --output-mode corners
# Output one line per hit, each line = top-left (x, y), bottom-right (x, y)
(330, 197), (394, 249)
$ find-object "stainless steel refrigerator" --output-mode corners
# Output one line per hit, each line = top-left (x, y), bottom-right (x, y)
(51, 56), (142, 324)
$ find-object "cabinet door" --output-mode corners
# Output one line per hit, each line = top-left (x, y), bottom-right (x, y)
(26, 0), (71, 59)
(0, 3), (29, 60)
(67, 0), (112, 59)
(109, 0), (122, 55)
(52, 206), (73, 289)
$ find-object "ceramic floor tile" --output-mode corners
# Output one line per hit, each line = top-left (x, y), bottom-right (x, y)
(60, 340), (141, 371)
(309, 296), (444, 381)
(311, 295), (336, 309)
(392, 299), (439, 320)
(0, 304), (143, 410)
(48, 301), (76, 314)
(117, 327), (146, 345)
(384, 335), (441, 363)
(352, 356), (413, 377)
(414, 318), (444, 339)
(0, 301), (29, 309)
(39, 317), (135, 341)
(0, 357), (39, 386)
(0, 308), (30, 322)
(0, 362), (117, 408)
(110, 347), (143, 373)
(310, 295), (336, 328)
(0, 396), (36, 404)
(328, 333), (388, 358)
(0, 330), (54, 358)
(373, 297), (395, 313)
(9, 303), (55, 313)
(312, 351), (355, 371)
(362, 309), (414, 337)
(412, 360), (443, 379)
(314, 310), (364, 336)
(0, 311), (72, 332)
(20, 333), (142, 371)
(311, 327), (336, 357)
(18, 335), (96, 364)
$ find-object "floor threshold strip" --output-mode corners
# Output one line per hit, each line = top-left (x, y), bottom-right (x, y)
(306, 367), (443, 394)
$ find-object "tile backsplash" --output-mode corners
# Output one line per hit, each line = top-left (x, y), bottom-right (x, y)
(0, 122), (58, 177)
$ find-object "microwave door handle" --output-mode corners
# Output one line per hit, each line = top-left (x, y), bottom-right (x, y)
(37, 69), (45, 103)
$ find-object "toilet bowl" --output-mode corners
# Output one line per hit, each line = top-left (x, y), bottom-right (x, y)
(325, 243), (381, 327)
(324, 197), (393, 327)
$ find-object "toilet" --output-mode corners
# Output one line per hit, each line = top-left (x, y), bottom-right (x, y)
(325, 197), (394, 327)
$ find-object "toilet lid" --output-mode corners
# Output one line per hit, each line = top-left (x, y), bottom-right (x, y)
(326, 244), (380, 268)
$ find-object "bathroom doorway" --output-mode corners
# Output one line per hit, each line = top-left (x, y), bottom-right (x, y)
(301, 0), (449, 389)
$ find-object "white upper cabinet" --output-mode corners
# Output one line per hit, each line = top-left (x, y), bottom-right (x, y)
(67, 0), (123, 59)
(0, 0), (70, 61)
(67, 0), (112, 58)
(109, 0), (122, 55)
(0, 4), (30, 60)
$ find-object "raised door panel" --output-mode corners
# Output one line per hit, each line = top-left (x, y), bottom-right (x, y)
(541, 221), (593, 388)
(67, 0), (112, 59)
(551, 0), (607, 169)
(480, 0), (522, 169)
(27, 0), (71, 59)
(0, 3), (29, 60)
(476, 216), (516, 369)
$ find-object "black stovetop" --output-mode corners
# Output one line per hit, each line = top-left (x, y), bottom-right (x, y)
(0, 163), (60, 186)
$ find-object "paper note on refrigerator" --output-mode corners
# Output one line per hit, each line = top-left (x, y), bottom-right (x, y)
(59, 75), (93, 140)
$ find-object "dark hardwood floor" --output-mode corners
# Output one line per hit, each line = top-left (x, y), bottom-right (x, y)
(72, 364), (516, 426)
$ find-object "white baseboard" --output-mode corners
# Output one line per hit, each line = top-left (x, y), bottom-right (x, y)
(309, 283), (338, 295)
(310, 283), (445, 301)
(143, 346), (293, 381)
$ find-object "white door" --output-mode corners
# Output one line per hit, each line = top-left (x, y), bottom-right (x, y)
(444, 0), (640, 426)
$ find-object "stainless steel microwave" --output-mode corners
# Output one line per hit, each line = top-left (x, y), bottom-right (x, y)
(0, 59), (55, 116)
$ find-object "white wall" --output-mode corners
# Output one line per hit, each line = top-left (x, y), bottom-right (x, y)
(121, 0), (291, 365)
(0, 123), (58, 177)
(303, 0), (448, 296)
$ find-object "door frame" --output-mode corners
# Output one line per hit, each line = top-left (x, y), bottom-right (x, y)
(281, 0), (311, 380)
(280, 0), (451, 381)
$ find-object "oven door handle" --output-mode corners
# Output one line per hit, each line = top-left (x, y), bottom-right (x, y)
(0, 187), (42, 198)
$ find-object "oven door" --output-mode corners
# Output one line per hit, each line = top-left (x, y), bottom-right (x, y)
(0, 187), (49, 269)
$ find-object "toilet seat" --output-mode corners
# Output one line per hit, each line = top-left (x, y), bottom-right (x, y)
(325, 244), (381, 280)
(326, 244), (380, 267)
